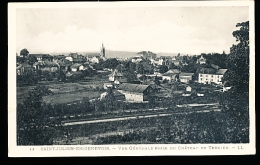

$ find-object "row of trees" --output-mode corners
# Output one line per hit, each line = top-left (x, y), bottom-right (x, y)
(221, 21), (249, 118)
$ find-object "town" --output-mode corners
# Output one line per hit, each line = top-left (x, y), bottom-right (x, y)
(16, 21), (249, 145)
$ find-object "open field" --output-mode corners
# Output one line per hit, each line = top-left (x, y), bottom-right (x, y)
(17, 77), (109, 105)
(43, 91), (102, 105)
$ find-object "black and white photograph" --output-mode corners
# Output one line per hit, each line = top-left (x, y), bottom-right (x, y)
(8, 1), (255, 156)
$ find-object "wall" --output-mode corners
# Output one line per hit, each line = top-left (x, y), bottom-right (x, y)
(71, 68), (78, 72)
(198, 73), (223, 84)
(117, 90), (144, 102)
(180, 76), (192, 83)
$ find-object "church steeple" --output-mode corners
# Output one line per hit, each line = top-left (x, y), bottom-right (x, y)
(100, 43), (105, 58)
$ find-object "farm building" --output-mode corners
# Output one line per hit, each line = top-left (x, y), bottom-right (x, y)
(117, 83), (154, 102)
(179, 72), (194, 83)
(100, 90), (126, 101)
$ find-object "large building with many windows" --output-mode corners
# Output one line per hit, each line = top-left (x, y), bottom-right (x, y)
(198, 68), (227, 85)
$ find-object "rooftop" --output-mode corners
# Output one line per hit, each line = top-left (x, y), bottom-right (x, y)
(118, 83), (150, 93)
(70, 63), (82, 69)
(216, 69), (228, 75)
(179, 72), (194, 77)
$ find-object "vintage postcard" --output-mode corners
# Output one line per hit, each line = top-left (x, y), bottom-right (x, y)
(8, 1), (255, 157)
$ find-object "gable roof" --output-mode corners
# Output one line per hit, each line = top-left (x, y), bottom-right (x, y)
(162, 72), (177, 77)
(113, 90), (125, 97)
(179, 72), (194, 77)
(21, 63), (32, 68)
(198, 67), (216, 74)
(216, 69), (228, 75)
(70, 63), (82, 69)
(44, 61), (59, 67)
(165, 69), (180, 74)
(118, 83), (150, 93)
(109, 71), (123, 77)
(211, 64), (220, 70)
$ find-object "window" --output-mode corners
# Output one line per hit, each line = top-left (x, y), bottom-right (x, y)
(206, 75), (208, 77)
(200, 78), (202, 81)
(200, 74), (203, 77)
(211, 75), (213, 78)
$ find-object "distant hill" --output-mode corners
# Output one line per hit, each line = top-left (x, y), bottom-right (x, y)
(157, 52), (186, 57)
(105, 50), (138, 59)
(43, 51), (187, 58)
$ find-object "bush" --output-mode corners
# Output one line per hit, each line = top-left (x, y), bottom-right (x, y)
(17, 71), (38, 86)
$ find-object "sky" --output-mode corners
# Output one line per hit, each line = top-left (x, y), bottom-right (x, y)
(16, 6), (249, 55)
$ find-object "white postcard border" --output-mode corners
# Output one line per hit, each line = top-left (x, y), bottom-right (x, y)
(8, 1), (255, 157)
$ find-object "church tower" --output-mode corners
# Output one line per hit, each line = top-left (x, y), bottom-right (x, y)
(100, 43), (106, 58)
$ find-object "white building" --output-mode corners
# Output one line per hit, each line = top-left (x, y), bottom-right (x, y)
(90, 56), (99, 63)
(197, 56), (206, 64)
(179, 72), (194, 83)
(198, 69), (227, 85)
(65, 56), (73, 62)
(117, 83), (153, 102)
(150, 58), (164, 66)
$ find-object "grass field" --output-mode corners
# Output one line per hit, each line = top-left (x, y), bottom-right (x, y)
(17, 77), (109, 105)
(42, 91), (102, 105)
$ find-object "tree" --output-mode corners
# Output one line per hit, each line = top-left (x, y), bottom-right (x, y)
(222, 21), (249, 117)
(57, 71), (66, 82)
(154, 76), (161, 85)
(20, 48), (29, 59)
(136, 63), (144, 74)
(124, 71), (137, 83)
(27, 55), (37, 65)
(159, 65), (168, 74)
(17, 85), (54, 145)
(102, 58), (120, 70)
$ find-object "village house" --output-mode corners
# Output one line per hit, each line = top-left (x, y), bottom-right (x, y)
(117, 83), (154, 102)
(33, 61), (44, 70)
(198, 68), (227, 85)
(162, 72), (178, 82)
(197, 55), (207, 64)
(179, 72), (194, 83)
(70, 63), (84, 72)
(103, 82), (114, 90)
(150, 58), (164, 66)
(90, 56), (100, 64)
(131, 56), (143, 63)
(53, 54), (66, 60)
(171, 60), (181, 66)
(40, 61), (59, 72)
(182, 85), (196, 97)
(65, 53), (86, 63)
(17, 63), (34, 75)
(108, 70), (123, 82)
